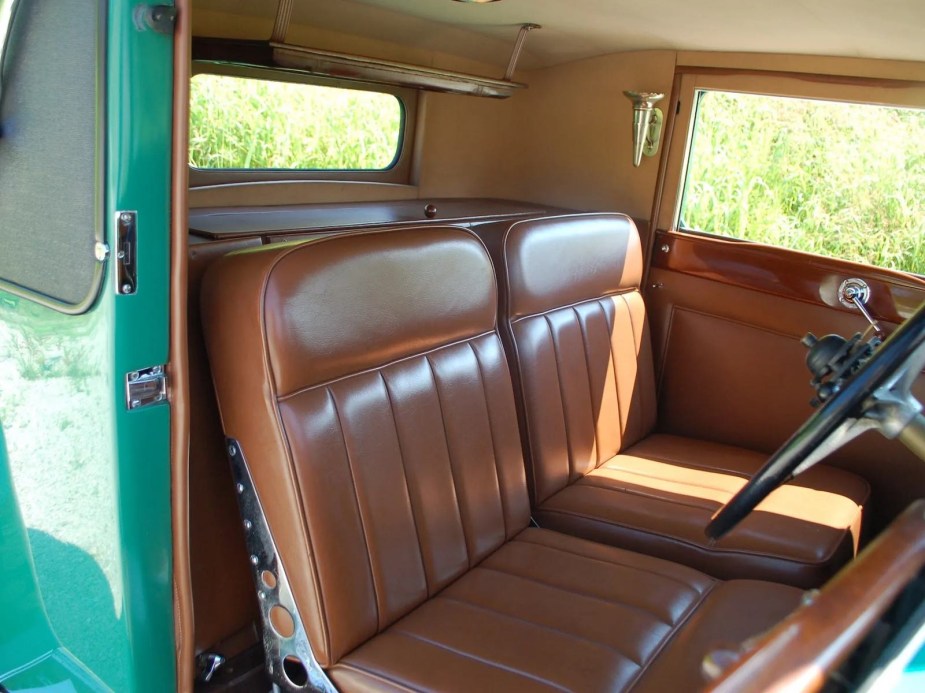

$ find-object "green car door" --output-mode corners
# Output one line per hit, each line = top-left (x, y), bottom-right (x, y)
(0, 1), (176, 690)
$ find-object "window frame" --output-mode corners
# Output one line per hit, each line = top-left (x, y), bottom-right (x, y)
(188, 62), (417, 187)
(656, 70), (925, 257)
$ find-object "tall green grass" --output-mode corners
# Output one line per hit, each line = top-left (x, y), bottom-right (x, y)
(681, 91), (925, 274)
(189, 74), (401, 170)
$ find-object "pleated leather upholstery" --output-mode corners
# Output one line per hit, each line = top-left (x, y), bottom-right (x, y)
(201, 227), (530, 665)
(201, 224), (805, 690)
(477, 213), (657, 504)
(475, 214), (869, 588)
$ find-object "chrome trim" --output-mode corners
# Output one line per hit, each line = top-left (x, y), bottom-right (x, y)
(838, 277), (871, 308)
(125, 365), (168, 410)
(624, 91), (665, 167)
(504, 23), (540, 81)
(195, 651), (226, 684)
(226, 439), (337, 693)
(115, 211), (139, 295)
(838, 278), (883, 336)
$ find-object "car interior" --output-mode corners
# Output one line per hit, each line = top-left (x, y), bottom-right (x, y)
(169, 1), (925, 691)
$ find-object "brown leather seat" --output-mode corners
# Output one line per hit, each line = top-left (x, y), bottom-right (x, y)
(474, 213), (870, 588)
(201, 226), (802, 691)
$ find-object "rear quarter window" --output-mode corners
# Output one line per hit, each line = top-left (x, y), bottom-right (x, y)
(189, 73), (403, 171)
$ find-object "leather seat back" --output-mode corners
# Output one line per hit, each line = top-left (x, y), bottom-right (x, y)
(200, 227), (530, 667)
(476, 214), (657, 505)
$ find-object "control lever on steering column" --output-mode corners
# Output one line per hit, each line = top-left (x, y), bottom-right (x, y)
(801, 330), (881, 407)
(800, 279), (886, 407)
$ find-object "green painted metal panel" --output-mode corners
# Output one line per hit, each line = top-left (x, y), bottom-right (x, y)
(0, 1), (176, 690)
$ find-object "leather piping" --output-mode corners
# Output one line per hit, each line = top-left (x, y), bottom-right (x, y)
(170, 0), (194, 689)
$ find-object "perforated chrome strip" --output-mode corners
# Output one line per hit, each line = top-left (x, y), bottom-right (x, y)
(227, 438), (337, 693)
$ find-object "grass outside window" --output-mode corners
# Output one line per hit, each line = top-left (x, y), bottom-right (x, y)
(189, 73), (403, 171)
(679, 91), (925, 275)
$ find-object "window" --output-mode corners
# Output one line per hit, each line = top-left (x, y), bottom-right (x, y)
(0, 0), (103, 311)
(189, 73), (404, 171)
(678, 90), (925, 274)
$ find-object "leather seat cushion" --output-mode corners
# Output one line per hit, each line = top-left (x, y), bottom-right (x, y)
(535, 434), (870, 588)
(330, 527), (802, 692)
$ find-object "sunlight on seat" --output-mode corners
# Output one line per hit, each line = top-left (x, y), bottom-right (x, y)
(592, 455), (858, 531)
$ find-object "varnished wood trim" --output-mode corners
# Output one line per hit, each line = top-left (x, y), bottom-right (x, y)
(651, 230), (925, 324)
(673, 65), (925, 90)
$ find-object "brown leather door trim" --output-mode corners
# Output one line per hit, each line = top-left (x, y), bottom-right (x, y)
(651, 230), (925, 324)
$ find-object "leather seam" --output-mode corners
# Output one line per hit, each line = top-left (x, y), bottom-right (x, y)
(277, 329), (497, 400)
(619, 292), (647, 446)
(575, 477), (729, 513)
(424, 354), (473, 567)
(573, 304), (602, 468)
(601, 296), (626, 455)
(625, 581), (719, 692)
(468, 339), (511, 538)
(471, 565), (674, 628)
(327, 385), (384, 632)
(331, 663), (420, 693)
(510, 288), (640, 325)
(389, 630), (571, 693)
(379, 371), (431, 595)
(507, 320), (542, 505)
(434, 593), (645, 667)
(543, 312), (578, 485)
(615, 439), (872, 502)
(537, 506), (842, 567)
(586, 462), (754, 496)
(512, 534), (714, 593)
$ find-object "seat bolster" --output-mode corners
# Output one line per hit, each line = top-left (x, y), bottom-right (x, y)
(201, 241), (340, 665)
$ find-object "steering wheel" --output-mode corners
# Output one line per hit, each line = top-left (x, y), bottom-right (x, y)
(705, 299), (925, 540)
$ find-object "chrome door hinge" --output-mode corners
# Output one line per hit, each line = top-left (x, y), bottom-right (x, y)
(125, 365), (167, 410)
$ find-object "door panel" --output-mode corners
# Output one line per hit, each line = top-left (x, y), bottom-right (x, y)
(646, 230), (925, 536)
(0, 1), (176, 690)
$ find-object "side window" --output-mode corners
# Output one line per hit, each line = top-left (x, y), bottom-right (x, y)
(0, 0), (103, 311)
(677, 90), (925, 274)
(188, 71), (413, 184)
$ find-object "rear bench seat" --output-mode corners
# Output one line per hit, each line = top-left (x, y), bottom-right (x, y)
(474, 213), (870, 588)
(201, 225), (803, 691)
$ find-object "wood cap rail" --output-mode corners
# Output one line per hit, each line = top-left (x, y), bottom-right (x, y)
(707, 499), (925, 692)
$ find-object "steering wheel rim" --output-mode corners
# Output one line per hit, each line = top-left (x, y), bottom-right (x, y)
(705, 299), (925, 541)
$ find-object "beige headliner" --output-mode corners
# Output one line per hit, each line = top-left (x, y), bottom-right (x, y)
(194, 0), (925, 69)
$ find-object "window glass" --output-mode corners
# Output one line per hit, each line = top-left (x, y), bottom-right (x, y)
(679, 91), (925, 274)
(189, 74), (403, 170)
(0, 0), (102, 309)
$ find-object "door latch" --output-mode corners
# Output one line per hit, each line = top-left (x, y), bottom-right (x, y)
(115, 211), (138, 295)
(125, 365), (167, 410)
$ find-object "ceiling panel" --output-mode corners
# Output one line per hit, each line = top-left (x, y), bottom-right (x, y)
(193, 0), (925, 69)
